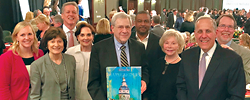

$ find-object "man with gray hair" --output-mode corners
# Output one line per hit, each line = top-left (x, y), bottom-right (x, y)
(53, 14), (63, 28)
(177, 16), (245, 100)
(151, 15), (165, 37)
(88, 12), (149, 100)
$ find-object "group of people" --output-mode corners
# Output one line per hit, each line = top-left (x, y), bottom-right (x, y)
(0, 1), (250, 100)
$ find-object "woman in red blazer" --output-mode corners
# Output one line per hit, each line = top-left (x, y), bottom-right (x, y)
(0, 21), (44, 100)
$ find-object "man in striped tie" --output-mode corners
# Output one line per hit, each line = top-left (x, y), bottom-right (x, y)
(176, 16), (245, 100)
(88, 12), (149, 100)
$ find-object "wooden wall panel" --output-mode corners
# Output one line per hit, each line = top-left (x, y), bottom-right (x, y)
(170, 0), (178, 9)
(182, 0), (191, 11)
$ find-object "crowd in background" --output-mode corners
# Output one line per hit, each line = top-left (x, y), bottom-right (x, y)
(0, 1), (250, 100)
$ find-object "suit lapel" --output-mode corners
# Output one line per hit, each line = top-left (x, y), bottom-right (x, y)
(14, 54), (29, 81)
(230, 41), (238, 52)
(145, 32), (153, 55)
(106, 37), (119, 66)
(198, 44), (222, 94)
(189, 47), (200, 91)
(44, 54), (59, 84)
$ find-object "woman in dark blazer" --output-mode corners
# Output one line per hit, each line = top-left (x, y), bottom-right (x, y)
(180, 11), (195, 34)
(143, 29), (185, 100)
(30, 27), (76, 99)
(0, 21), (44, 99)
(93, 18), (112, 44)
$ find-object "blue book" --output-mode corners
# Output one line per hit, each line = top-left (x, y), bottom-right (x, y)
(106, 67), (141, 100)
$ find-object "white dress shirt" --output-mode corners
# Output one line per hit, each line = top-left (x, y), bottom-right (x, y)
(199, 42), (217, 69)
(63, 25), (79, 49)
(136, 32), (149, 49)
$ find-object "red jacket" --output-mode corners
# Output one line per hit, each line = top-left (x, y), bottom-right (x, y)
(0, 50), (43, 100)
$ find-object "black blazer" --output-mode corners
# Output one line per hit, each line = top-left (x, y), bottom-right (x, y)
(87, 36), (149, 100)
(167, 13), (174, 28)
(180, 21), (195, 33)
(176, 43), (246, 100)
(244, 19), (250, 34)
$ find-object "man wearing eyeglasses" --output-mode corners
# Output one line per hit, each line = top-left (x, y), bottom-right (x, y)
(216, 14), (250, 84)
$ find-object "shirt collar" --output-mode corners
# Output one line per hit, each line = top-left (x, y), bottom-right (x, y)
(114, 37), (128, 50)
(63, 24), (76, 33)
(200, 42), (217, 58)
(225, 40), (232, 46)
(135, 32), (149, 41)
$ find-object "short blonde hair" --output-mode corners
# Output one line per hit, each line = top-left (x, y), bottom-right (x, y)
(159, 29), (185, 54)
(239, 34), (250, 48)
(34, 14), (50, 26)
(10, 21), (39, 56)
(25, 11), (34, 22)
(96, 18), (110, 34)
(184, 11), (194, 22)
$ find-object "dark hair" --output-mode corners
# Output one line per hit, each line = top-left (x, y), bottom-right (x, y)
(136, 11), (150, 20)
(75, 22), (95, 39)
(41, 27), (67, 52)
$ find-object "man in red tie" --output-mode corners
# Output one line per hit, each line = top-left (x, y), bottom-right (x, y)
(176, 16), (245, 100)
(61, 2), (79, 48)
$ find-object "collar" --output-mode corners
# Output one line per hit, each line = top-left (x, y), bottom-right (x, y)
(154, 24), (161, 28)
(135, 32), (149, 41)
(63, 24), (76, 33)
(200, 42), (217, 58)
(73, 44), (82, 53)
(114, 36), (128, 50)
(225, 40), (232, 46)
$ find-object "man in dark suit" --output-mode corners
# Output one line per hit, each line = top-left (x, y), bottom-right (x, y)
(161, 8), (167, 26)
(195, 7), (207, 21)
(174, 11), (185, 31)
(88, 12), (149, 100)
(166, 9), (178, 29)
(151, 15), (165, 37)
(176, 16), (245, 100)
(216, 14), (250, 84)
(244, 12), (250, 35)
(130, 11), (164, 67)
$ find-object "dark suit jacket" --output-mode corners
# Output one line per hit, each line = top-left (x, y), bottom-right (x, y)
(244, 18), (250, 34)
(152, 24), (165, 37)
(167, 13), (174, 28)
(174, 17), (184, 31)
(88, 36), (149, 100)
(176, 43), (246, 100)
(180, 21), (195, 33)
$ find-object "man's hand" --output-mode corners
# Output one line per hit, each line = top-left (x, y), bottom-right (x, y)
(221, 44), (234, 51)
(141, 80), (147, 94)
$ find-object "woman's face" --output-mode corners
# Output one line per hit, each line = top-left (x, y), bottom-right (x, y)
(239, 38), (243, 45)
(163, 36), (179, 56)
(16, 26), (34, 49)
(47, 36), (64, 55)
(77, 27), (94, 48)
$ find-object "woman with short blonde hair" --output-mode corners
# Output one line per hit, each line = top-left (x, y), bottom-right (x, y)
(34, 14), (50, 41)
(93, 18), (112, 44)
(180, 11), (195, 33)
(239, 33), (250, 49)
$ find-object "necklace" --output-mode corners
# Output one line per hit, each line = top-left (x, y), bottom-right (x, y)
(162, 55), (179, 74)
(49, 54), (68, 92)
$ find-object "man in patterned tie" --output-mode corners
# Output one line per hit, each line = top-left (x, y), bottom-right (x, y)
(88, 12), (149, 100)
(176, 16), (245, 100)
(61, 2), (79, 48)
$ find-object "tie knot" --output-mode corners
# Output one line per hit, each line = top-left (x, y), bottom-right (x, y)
(69, 31), (74, 34)
(202, 52), (208, 57)
(120, 45), (126, 50)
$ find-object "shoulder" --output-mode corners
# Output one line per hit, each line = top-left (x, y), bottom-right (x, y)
(0, 50), (15, 62)
(63, 53), (75, 59)
(38, 49), (44, 57)
(31, 54), (47, 66)
(65, 45), (79, 54)
(149, 32), (160, 39)
(93, 36), (113, 47)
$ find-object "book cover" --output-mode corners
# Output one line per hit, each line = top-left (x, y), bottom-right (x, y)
(106, 67), (141, 100)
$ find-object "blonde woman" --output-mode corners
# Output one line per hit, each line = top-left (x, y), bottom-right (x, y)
(34, 14), (50, 41)
(93, 18), (112, 44)
(239, 33), (250, 49)
(0, 21), (44, 99)
(180, 11), (195, 33)
(25, 11), (34, 22)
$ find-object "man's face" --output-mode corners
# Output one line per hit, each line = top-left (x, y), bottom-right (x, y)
(43, 8), (50, 17)
(135, 14), (151, 35)
(163, 9), (166, 12)
(216, 17), (235, 44)
(61, 5), (79, 26)
(182, 13), (186, 18)
(194, 18), (216, 52)
(112, 18), (131, 44)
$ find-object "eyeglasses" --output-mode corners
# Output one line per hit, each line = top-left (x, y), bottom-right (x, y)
(218, 24), (235, 30)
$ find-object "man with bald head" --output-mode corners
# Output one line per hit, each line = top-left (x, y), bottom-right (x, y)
(177, 16), (245, 100)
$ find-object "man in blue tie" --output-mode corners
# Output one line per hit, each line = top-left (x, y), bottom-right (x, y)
(176, 16), (245, 100)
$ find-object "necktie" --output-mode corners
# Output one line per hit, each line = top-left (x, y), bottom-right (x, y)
(68, 31), (74, 47)
(199, 52), (208, 89)
(120, 45), (128, 67)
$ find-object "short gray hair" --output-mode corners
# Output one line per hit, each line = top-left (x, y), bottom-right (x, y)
(195, 16), (217, 31)
(111, 12), (132, 26)
(152, 15), (161, 24)
(53, 14), (63, 24)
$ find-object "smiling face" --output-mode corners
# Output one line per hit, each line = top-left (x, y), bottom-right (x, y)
(135, 13), (151, 35)
(194, 18), (216, 52)
(112, 18), (131, 44)
(47, 36), (64, 55)
(216, 16), (235, 44)
(16, 26), (34, 49)
(163, 36), (179, 56)
(77, 27), (94, 48)
(61, 5), (79, 27)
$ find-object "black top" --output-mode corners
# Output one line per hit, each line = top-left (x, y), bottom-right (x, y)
(22, 57), (34, 65)
(93, 34), (112, 44)
(144, 57), (181, 100)
(180, 21), (195, 34)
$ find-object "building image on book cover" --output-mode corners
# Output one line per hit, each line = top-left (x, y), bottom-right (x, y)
(106, 67), (141, 100)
